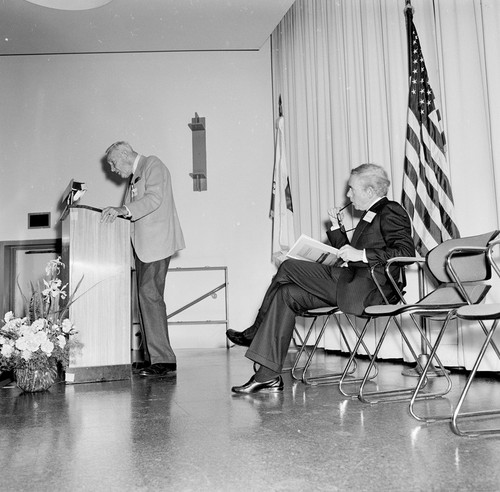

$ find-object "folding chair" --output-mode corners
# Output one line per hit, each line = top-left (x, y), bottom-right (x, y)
(291, 307), (378, 385)
(339, 230), (499, 405)
(290, 262), (407, 387)
(409, 235), (500, 436)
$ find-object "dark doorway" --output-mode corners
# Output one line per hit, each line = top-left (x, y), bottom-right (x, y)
(0, 239), (61, 317)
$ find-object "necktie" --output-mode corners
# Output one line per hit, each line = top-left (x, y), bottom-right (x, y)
(129, 176), (137, 201)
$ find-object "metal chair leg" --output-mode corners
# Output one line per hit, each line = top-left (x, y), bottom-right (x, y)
(409, 312), (456, 422)
(451, 320), (500, 436)
(357, 314), (451, 404)
(291, 317), (320, 381)
(337, 310), (451, 405)
(338, 317), (379, 397)
(300, 314), (358, 385)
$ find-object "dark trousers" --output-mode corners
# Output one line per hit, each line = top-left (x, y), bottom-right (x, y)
(245, 259), (342, 373)
(135, 255), (176, 365)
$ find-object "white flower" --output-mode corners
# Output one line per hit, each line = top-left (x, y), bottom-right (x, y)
(41, 339), (54, 355)
(1, 344), (13, 358)
(59, 285), (68, 299)
(24, 335), (41, 353)
(15, 337), (28, 351)
(19, 324), (35, 337)
(21, 350), (32, 361)
(34, 330), (48, 345)
(42, 278), (63, 298)
(31, 319), (46, 331)
(42, 278), (68, 300)
(62, 319), (74, 334)
(3, 311), (14, 323)
(57, 335), (66, 349)
(45, 256), (64, 277)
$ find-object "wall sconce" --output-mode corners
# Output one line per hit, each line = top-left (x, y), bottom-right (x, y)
(188, 113), (207, 191)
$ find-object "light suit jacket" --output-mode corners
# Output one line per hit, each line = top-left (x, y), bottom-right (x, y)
(124, 155), (185, 263)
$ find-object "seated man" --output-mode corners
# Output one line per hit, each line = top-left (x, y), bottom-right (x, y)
(229, 163), (415, 394)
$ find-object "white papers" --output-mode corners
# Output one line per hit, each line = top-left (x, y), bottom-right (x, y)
(286, 234), (339, 266)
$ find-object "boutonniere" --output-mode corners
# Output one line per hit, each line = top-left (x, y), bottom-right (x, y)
(131, 176), (141, 198)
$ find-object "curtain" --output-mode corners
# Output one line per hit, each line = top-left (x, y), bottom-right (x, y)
(271, 0), (500, 243)
(271, 0), (500, 368)
(272, 0), (409, 241)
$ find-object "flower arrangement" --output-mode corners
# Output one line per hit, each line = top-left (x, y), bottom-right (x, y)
(0, 313), (75, 372)
(0, 257), (81, 391)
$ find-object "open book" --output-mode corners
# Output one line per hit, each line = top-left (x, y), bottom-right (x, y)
(286, 234), (339, 266)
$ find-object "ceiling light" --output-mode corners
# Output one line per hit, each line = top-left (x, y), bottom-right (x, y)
(24, 0), (113, 11)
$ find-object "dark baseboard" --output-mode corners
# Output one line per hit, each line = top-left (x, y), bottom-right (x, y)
(65, 364), (131, 384)
(0, 370), (13, 388)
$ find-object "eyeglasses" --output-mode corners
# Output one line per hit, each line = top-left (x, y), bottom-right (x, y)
(336, 202), (354, 234)
(336, 211), (345, 234)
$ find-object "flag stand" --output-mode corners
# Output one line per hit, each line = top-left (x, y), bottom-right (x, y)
(402, 266), (449, 378)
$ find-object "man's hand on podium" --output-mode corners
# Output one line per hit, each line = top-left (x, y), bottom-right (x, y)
(101, 206), (128, 223)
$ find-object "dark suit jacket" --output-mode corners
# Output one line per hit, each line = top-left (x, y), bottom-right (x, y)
(326, 197), (415, 315)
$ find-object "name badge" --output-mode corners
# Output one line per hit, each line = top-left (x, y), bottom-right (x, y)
(363, 211), (376, 223)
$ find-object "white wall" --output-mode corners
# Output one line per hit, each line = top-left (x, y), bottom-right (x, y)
(0, 43), (277, 342)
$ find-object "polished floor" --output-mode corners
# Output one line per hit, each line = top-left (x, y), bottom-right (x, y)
(2, 347), (500, 492)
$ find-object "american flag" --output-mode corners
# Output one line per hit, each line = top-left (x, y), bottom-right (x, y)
(270, 112), (295, 264)
(402, 7), (460, 256)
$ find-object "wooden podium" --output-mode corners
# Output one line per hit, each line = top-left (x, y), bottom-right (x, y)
(61, 205), (131, 383)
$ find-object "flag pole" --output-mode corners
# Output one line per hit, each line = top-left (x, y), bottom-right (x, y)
(401, 0), (449, 378)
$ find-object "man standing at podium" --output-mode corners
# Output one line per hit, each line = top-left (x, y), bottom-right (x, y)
(101, 141), (185, 377)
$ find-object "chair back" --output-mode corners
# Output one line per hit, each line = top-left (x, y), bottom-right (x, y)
(369, 264), (406, 306)
(426, 231), (499, 284)
(487, 238), (500, 279)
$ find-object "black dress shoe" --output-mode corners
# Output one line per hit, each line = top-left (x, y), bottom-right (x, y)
(132, 361), (150, 373)
(231, 375), (283, 394)
(139, 363), (177, 377)
(226, 329), (253, 347)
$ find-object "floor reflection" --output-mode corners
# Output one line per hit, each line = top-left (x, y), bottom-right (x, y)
(1, 349), (500, 491)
